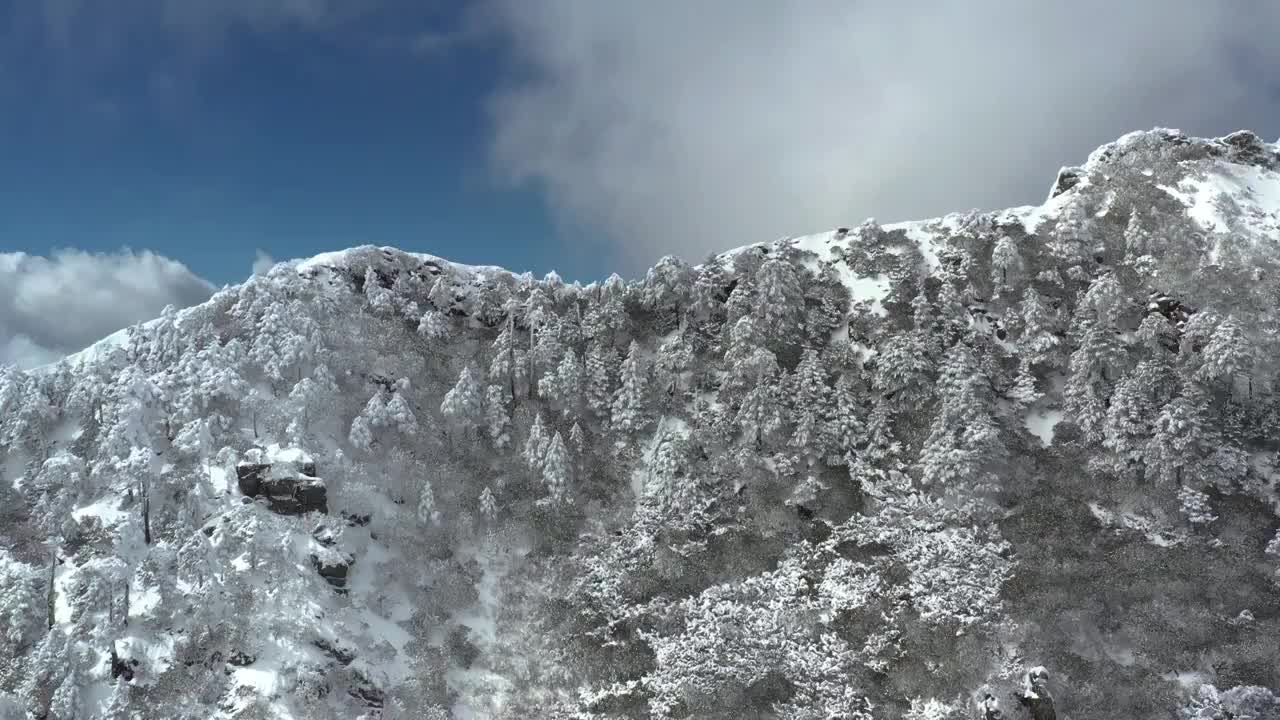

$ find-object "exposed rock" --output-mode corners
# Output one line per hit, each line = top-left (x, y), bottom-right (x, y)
(236, 448), (328, 515)
(341, 512), (371, 527)
(313, 638), (356, 666)
(1048, 166), (1084, 199)
(347, 669), (385, 708)
(1221, 130), (1275, 168)
(227, 651), (256, 667)
(310, 552), (352, 593)
(312, 523), (341, 548)
(109, 645), (138, 681)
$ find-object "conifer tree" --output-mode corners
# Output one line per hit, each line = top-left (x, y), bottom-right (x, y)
(990, 235), (1023, 290)
(584, 342), (619, 425)
(789, 347), (832, 459)
(611, 341), (650, 435)
(542, 431), (571, 504)
(442, 365), (485, 436)
(524, 413), (549, 471)
(484, 385), (512, 449)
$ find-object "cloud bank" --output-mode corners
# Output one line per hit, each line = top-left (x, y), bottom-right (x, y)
(483, 1), (1280, 271)
(0, 250), (215, 370)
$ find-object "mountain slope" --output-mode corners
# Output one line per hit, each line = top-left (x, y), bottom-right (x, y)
(2, 128), (1280, 720)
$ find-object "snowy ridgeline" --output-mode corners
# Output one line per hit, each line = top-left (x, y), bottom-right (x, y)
(2, 128), (1280, 719)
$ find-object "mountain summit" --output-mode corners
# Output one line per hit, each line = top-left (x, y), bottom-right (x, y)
(3, 128), (1280, 720)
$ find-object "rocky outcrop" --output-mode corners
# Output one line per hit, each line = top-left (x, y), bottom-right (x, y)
(310, 551), (352, 593)
(236, 448), (327, 515)
(1048, 166), (1084, 199)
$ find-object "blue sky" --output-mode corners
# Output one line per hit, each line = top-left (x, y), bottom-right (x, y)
(0, 1), (599, 287)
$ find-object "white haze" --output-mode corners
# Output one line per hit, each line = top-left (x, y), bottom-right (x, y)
(483, 1), (1280, 271)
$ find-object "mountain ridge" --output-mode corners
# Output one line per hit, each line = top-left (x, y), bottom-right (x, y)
(3, 127), (1280, 720)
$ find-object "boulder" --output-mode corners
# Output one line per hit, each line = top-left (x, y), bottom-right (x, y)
(236, 448), (328, 515)
(1048, 166), (1084, 199)
(310, 552), (352, 593)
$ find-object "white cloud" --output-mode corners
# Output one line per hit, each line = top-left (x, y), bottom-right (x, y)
(252, 249), (277, 276)
(482, 1), (1280, 272)
(0, 249), (214, 370)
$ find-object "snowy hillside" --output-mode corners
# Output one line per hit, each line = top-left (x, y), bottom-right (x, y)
(3, 128), (1280, 720)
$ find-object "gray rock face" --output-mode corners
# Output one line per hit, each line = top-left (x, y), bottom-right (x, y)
(310, 552), (352, 593)
(1048, 166), (1084, 199)
(235, 454), (328, 515)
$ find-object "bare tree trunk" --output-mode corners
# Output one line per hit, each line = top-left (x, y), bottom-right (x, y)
(46, 551), (57, 629)
(141, 478), (152, 546)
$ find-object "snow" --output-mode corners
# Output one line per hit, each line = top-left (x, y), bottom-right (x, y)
(790, 230), (893, 315)
(73, 496), (130, 526)
(1087, 503), (1188, 548)
(1163, 670), (1209, 689)
(267, 445), (313, 465)
(53, 560), (75, 625)
(1023, 409), (1063, 447)
(890, 221), (941, 270)
(344, 533), (414, 684)
(1159, 163), (1280, 251)
(295, 245), (507, 279)
(448, 538), (531, 720)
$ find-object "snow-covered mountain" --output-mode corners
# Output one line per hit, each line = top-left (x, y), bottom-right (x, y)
(3, 128), (1280, 720)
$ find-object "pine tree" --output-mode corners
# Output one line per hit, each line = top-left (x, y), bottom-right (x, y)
(442, 365), (485, 435)
(919, 344), (1003, 491)
(417, 481), (437, 525)
(1064, 320), (1126, 443)
(479, 486), (498, 523)
(1009, 357), (1040, 407)
(484, 385), (512, 449)
(427, 274), (454, 313)
(540, 349), (583, 415)
(524, 413), (549, 471)
(490, 320), (519, 402)
(1147, 385), (1210, 486)
(754, 256), (805, 348)
(1197, 316), (1252, 395)
(348, 415), (374, 453)
(653, 336), (693, 407)
(382, 386), (418, 437)
(689, 257), (728, 328)
(542, 432), (571, 504)
(418, 308), (452, 342)
(611, 341), (650, 435)
(990, 235), (1023, 291)
(1103, 372), (1156, 476)
(723, 279), (756, 343)
(789, 347), (832, 458)
(644, 255), (693, 320)
(735, 362), (786, 449)
(1021, 287), (1062, 368)
(870, 332), (934, 414)
(825, 373), (865, 465)
(364, 266), (395, 315)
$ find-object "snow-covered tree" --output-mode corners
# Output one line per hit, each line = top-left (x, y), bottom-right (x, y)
(754, 256), (805, 348)
(990, 235), (1024, 290)
(584, 342), (619, 425)
(524, 413), (549, 471)
(1197, 316), (1252, 395)
(484, 385), (512, 449)
(790, 347), (832, 459)
(611, 341), (650, 435)
(364, 266), (395, 315)
(542, 431), (571, 504)
(442, 365), (484, 435)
